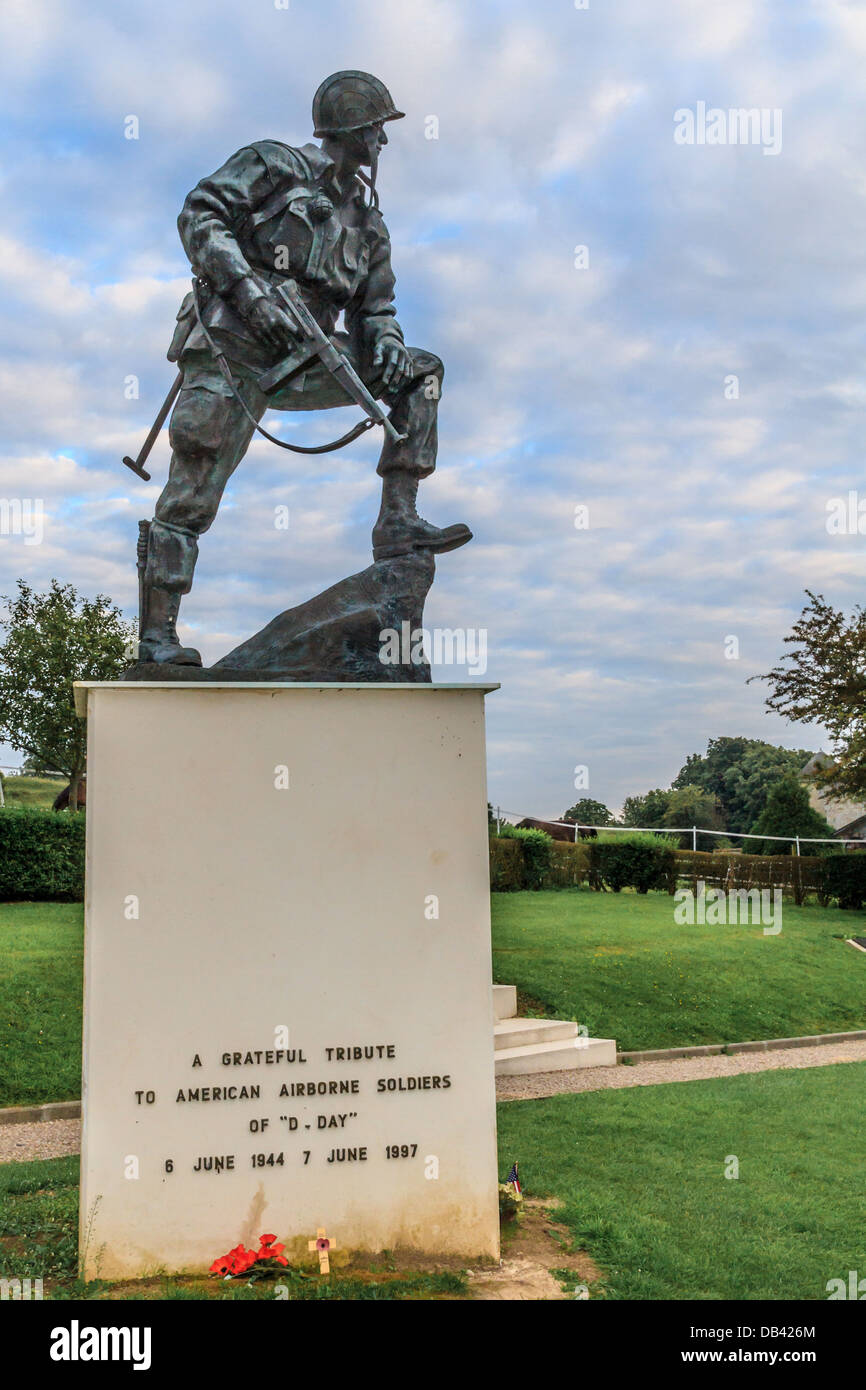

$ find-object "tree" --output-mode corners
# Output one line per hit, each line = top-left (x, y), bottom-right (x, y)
(659, 785), (724, 849)
(753, 590), (866, 801)
(672, 736), (816, 834)
(0, 580), (135, 811)
(561, 798), (614, 828)
(621, 788), (671, 828)
(744, 775), (837, 855)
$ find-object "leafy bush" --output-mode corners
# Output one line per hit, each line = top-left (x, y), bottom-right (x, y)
(0, 806), (85, 902)
(497, 824), (553, 890)
(819, 853), (866, 910)
(589, 832), (678, 894)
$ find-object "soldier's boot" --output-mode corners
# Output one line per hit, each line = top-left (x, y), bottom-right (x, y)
(138, 519), (202, 666)
(138, 587), (202, 666)
(372, 469), (472, 561)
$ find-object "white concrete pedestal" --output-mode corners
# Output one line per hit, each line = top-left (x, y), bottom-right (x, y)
(75, 681), (500, 1279)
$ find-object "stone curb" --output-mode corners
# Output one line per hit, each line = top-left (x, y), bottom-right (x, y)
(619, 1030), (866, 1064)
(0, 1101), (81, 1127)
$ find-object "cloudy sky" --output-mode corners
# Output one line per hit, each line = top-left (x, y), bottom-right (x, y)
(0, 0), (863, 817)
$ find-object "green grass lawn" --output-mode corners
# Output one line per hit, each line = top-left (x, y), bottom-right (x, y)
(1, 777), (65, 810)
(498, 1061), (866, 1300)
(0, 903), (83, 1107)
(493, 888), (866, 1050)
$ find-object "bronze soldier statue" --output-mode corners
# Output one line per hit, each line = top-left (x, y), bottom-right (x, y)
(138, 70), (471, 666)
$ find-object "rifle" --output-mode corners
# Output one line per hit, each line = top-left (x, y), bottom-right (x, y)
(258, 280), (407, 445)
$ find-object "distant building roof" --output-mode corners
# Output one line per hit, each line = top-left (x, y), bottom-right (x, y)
(801, 751), (836, 777)
(516, 817), (577, 843)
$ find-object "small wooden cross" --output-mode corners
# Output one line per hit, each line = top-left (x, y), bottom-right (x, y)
(308, 1227), (336, 1275)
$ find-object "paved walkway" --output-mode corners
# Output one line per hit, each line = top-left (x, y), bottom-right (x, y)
(496, 1038), (866, 1101)
(3, 1041), (866, 1161)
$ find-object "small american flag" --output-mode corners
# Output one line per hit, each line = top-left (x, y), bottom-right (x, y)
(506, 1161), (521, 1194)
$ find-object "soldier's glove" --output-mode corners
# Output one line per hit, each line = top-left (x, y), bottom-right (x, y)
(230, 276), (300, 354)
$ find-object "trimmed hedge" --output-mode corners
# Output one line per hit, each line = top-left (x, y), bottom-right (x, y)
(489, 836), (524, 891)
(495, 825), (552, 889)
(547, 840), (591, 888)
(590, 836), (678, 894)
(489, 835), (864, 907)
(0, 806), (85, 902)
(819, 853), (866, 910)
(490, 832), (593, 891)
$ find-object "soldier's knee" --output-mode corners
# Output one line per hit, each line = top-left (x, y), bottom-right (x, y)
(169, 386), (230, 461)
(405, 350), (443, 405)
(155, 491), (205, 536)
(412, 348), (444, 383)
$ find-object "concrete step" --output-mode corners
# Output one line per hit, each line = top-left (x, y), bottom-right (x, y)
(494, 1017), (579, 1050)
(495, 1036), (617, 1076)
(493, 984), (517, 1021)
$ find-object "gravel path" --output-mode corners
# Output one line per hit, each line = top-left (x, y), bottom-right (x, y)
(496, 1038), (866, 1101)
(0, 1119), (80, 1165)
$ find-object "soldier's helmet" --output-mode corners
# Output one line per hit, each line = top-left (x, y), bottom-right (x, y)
(312, 71), (405, 137)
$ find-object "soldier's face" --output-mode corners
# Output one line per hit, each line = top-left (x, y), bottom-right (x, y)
(343, 123), (387, 167)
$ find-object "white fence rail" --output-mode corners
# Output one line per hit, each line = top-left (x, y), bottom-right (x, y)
(491, 810), (864, 855)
